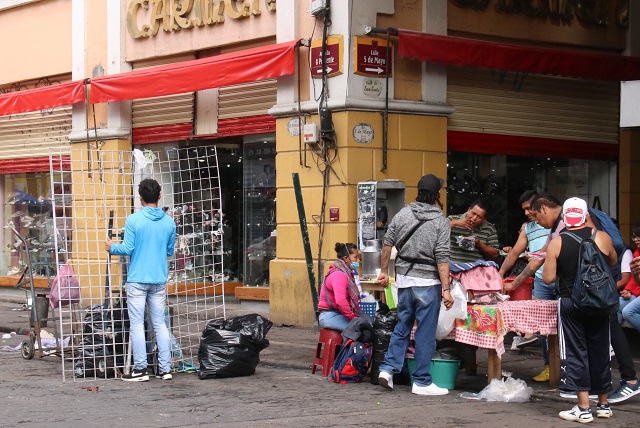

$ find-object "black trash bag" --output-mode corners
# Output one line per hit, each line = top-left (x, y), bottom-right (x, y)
(370, 302), (398, 385)
(198, 314), (273, 379)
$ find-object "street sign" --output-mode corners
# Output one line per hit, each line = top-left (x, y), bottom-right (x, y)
(310, 35), (343, 78)
(354, 36), (392, 77)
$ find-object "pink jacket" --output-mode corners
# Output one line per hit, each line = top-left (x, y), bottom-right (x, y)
(318, 266), (357, 320)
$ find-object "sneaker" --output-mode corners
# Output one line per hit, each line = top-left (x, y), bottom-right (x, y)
(516, 335), (539, 349)
(559, 390), (599, 399)
(156, 371), (173, 380)
(608, 379), (640, 404)
(122, 368), (149, 382)
(558, 405), (593, 423)
(533, 365), (549, 382)
(595, 403), (612, 419)
(511, 336), (524, 350)
(378, 371), (393, 390)
(412, 382), (449, 396)
(610, 344), (615, 358)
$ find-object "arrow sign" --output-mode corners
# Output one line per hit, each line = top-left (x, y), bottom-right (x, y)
(310, 35), (343, 78)
(354, 36), (393, 77)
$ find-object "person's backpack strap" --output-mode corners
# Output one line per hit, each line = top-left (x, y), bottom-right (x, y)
(395, 214), (435, 276)
(561, 230), (582, 245)
(324, 279), (336, 311)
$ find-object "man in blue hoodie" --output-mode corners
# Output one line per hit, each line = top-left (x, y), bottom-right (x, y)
(105, 178), (176, 382)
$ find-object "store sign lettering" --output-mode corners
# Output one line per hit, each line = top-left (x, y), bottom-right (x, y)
(352, 123), (375, 144)
(127, 0), (277, 39)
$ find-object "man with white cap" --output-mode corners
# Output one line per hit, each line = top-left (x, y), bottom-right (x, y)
(543, 197), (617, 423)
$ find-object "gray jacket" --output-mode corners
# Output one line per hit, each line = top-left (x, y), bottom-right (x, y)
(383, 202), (450, 280)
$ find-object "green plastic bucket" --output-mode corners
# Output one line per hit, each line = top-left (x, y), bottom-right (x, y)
(407, 357), (461, 390)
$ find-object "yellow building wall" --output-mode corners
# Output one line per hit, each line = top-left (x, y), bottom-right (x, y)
(619, 130), (640, 241)
(270, 111), (448, 326)
(0, 0), (72, 85)
(69, 139), (133, 302)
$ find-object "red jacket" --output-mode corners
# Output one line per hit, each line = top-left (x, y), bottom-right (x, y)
(624, 249), (640, 297)
(318, 265), (358, 320)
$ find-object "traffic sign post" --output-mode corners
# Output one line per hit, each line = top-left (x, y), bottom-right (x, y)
(310, 35), (343, 78)
(354, 36), (393, 77)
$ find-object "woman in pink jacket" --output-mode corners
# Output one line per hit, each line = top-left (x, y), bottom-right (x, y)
(318, 242), (361, 332)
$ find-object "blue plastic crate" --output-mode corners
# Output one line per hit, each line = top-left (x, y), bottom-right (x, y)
(359, 301), (377, 319)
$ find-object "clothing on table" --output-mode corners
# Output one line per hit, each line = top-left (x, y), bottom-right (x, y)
(448, 213), (499, 263)
(525, 221), (550, 279)
(380, 201), (450, 388)
(555, 227), (612, 395)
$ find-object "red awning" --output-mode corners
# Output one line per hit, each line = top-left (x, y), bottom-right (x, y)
(91, 40), (299, 103)
(398, 30), (640, 81)
(0, 81), (85, 117)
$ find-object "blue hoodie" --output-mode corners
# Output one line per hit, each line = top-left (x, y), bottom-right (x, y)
(110, 207), (176, 284)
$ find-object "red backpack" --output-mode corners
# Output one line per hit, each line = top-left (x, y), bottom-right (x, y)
(331, 339), (373, 384)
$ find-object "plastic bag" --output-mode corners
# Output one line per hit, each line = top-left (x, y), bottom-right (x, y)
(198, 314), (273, 379)
(370, 302), (398, 384)
(436, 280), (467, 340)
(49, 262), (80, 309)
(460, 377), (533, 403)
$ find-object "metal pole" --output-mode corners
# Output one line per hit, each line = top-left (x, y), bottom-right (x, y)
(292, 173), (318, 316)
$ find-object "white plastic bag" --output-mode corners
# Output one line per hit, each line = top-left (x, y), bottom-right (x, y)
(436, 280), (468, 340)
(460, 377), (534, 403)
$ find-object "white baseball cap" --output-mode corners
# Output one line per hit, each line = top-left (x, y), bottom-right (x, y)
(563, 197), (588, 228)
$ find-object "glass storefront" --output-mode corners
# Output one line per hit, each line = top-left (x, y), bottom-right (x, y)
(2, 172), (71, 278)
(447, 152), (615, 248)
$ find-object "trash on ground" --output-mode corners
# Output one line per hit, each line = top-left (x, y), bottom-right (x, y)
(81, 386), (99, 392)
(460, 377), (533, 402)
(2, 333), (11, 339)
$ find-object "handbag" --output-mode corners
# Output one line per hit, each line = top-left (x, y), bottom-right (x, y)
(49, 262), (81, 308)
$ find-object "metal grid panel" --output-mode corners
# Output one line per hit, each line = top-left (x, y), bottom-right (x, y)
(49, 146), (225, 382)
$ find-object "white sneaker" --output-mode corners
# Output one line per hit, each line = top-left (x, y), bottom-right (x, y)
(558, 405), (593, 423)
(412, 382), (449, 396)
(378, 371), (393, 390)
(511, 336), (524, 351)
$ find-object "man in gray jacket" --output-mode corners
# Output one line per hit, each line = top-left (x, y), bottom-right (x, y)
(377, 174), (454, 395)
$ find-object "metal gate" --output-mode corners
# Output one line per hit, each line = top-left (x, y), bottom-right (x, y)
(49, 146), (225, 381)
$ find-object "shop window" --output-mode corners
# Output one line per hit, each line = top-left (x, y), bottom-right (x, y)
(447, 152), (614, 248)
(2, 172), (71, 279)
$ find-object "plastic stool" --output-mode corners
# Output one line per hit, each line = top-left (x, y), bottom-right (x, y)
(311, 328), (343, 377)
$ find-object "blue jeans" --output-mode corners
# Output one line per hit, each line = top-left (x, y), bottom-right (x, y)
(127, 282), (171, 373)
(533, 277), (558, 365)
(318, 311), (350, 332)
(380, 286), (441, 387)
(621, 295), (640, 332)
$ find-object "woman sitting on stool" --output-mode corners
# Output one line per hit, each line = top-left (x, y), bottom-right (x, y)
(318, 242), (368, 332)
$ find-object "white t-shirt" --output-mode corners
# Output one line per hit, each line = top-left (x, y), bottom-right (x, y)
(395, 274), (440, 288)
(621, 249), (633, 273)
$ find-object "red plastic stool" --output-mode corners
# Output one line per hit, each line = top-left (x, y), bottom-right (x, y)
(311, 328), (343, 377)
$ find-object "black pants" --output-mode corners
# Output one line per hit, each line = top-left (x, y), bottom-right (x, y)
(610, 312), (637, 381)
(559, 298), (612, 394)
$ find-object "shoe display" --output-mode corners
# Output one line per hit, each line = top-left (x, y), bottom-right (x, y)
(533, 365), (550, 382)
(516, 335), (539, 349)
(559, 391), (598, 399)
(558, 405), (593, 423)
(155, 371), (173, 380)
(595, 403), (612, 419)
(122, 368), (149, 382)
(412, 382), (449, 396)
(608, 379), (640, 404)
(511, 336), (524, 350)
(378, 371), (393, 390)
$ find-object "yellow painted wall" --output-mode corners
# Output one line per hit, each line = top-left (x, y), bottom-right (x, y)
(270, 111), (448, 326)
(619, 130), (640, 242)
(69, 139), (133, 302)
(0, 0), (72, 85)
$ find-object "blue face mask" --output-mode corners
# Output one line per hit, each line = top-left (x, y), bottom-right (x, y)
(350, 261), (360, 271)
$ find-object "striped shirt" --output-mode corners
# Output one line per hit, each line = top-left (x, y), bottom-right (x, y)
(525, 221), (550, 279)
(448, 213), (499, 263)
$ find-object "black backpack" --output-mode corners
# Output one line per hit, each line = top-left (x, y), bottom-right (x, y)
(562, 229), (619, 316)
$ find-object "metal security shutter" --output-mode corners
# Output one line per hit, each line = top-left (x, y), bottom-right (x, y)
(447, 67), (620, 144)
(132, 54), (195, 140)
(0, 75), (72, 161)
(218, 79), (276, 119)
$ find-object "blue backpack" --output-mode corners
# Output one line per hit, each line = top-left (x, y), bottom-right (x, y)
(331, 339), (373, 384)
(589, 208), (627, 281)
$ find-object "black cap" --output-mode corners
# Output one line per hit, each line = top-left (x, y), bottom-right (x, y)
(417, 174), (444, 192)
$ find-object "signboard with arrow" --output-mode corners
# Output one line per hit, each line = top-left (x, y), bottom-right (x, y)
(310, 35), (343, 78)
(354, 36), (393, 77)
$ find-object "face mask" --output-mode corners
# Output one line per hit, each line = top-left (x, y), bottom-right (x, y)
(350, 262), (360, 271)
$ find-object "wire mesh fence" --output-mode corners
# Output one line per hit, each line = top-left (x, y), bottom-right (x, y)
(48, 146), (225, 382)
